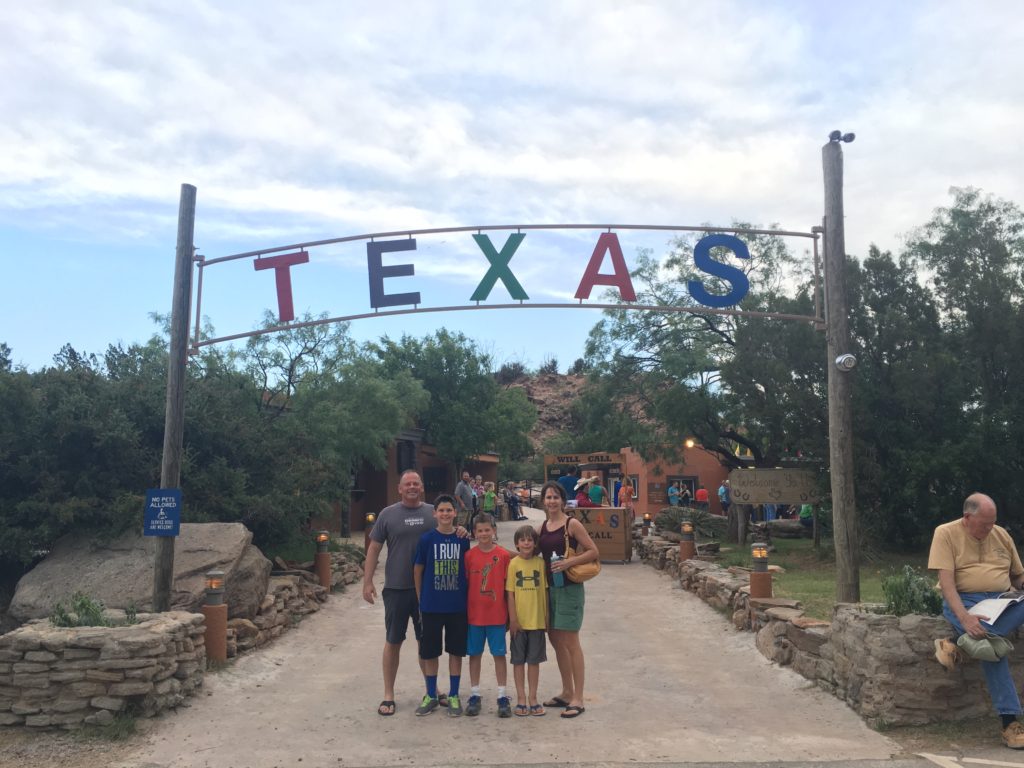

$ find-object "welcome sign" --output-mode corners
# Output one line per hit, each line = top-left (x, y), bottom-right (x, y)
(194, 224), (821, 350)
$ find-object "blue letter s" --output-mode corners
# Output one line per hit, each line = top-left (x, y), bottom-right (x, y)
(687, 234), (750, 308)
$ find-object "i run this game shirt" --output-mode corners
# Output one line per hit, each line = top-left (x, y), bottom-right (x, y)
(415, 529), (470, 613)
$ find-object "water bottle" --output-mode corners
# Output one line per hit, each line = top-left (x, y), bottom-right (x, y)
(551, 553), (565, 588)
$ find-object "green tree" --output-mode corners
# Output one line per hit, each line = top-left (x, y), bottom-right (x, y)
(0, 317), (430, 571)
(581, 227), (818, 468)
(904, 187), (1024, 527)
(845, 248), (963, 547)
(369, 330), (536, 468)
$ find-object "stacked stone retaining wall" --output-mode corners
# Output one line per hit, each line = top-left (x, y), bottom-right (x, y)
(637, 531), (1021, 726)
(0, 548), (363, 729)
(0, 611), (205, 729)
(226, 551), (361, 657)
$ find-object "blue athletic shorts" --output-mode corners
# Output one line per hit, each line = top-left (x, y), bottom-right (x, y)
(467, 624), (507, 656)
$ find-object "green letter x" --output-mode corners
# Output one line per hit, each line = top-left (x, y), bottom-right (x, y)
(470, 233), (529, 301)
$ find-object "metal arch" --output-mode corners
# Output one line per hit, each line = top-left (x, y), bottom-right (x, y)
(192, 301), (823, 351)
(200, 222), (818, 267)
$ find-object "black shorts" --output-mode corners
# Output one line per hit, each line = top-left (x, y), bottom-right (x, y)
(383, 588), (422, 645)
(419, 612), (468, 659)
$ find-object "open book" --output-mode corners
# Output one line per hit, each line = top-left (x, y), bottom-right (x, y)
(969, 591), (1024, 624)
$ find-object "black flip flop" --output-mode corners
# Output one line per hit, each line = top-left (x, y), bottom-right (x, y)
(561, 705), (585, 718)
(377, 699), (396, 716)
(543, 696), (570, 708)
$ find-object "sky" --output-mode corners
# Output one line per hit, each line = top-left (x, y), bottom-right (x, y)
(2, 1), (1022, 372)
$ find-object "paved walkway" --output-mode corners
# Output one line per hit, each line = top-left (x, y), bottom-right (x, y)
(120, 508), (901, 768)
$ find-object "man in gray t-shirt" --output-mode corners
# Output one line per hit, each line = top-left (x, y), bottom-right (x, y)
(453, 470), (474, 527)
(370, 499), (435, 591)
(363, 470), (435, 716)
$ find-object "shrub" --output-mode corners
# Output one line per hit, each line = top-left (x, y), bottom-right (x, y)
(567, 358), (588, 375)
(495, 361), (527, 385)
(537, 356), (559, 375)
(881, 565), (942, 616)
(50, 592), (110, 627)
(654, 505), (726, 540)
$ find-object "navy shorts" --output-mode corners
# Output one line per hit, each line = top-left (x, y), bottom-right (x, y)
(382, 588), (421, 645)
(419, 612), (469, 659)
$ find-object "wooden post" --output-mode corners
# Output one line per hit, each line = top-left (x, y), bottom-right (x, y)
(749, 571), (773, 599)
(154, 184), (197, 612)
(201, 603), (228, 663)
(822, 142), (860, 603)
(315, 551), (332, 588)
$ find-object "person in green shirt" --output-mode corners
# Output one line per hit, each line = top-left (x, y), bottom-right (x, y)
(482, 482), (497, 514)
(799, 504), (814, 528)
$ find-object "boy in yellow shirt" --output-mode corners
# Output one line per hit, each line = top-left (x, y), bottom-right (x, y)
(505, 525), (548, 716)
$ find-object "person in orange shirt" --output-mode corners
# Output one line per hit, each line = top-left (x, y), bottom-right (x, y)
(694, 484), (709, 511)
(619, 481), (635, 521)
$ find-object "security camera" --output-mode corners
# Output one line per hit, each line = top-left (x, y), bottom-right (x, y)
(835, 354), (857, 371)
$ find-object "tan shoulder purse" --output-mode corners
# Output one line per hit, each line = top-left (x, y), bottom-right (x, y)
(564, 522), (600, 583)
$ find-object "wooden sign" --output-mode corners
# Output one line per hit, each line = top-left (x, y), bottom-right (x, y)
(728, 469), (822, 505)
(545, 452), (622, 466)
(646, 482), (667, 506)
(571, 506), (631, 562)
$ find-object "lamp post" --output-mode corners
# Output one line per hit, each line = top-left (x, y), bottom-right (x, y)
(749, 543), (772, 598)
(314, 530), (332, 589)
(642, 512), (652, 536)
(201, 569), (227, 663)
(679, 520), (696, 562)
(364, 512), (376, 551)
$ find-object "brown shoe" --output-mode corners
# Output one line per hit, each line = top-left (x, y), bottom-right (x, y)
(1003, 721), (1024, 749)
(934, 638), (965, 671)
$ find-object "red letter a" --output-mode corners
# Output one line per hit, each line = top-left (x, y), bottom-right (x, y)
(574, 233), (637, 301)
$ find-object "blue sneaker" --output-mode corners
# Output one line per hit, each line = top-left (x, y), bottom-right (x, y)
(465, 694), (482, 716)
(497, 696), (512, 718)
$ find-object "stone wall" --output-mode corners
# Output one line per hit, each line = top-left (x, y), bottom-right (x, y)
(636, 532), (1021, 727)
(227, 574), (327, 656)
(0, 611), (205, 729)
(226, 550), (362, 657)
(0, 548), (364, 729)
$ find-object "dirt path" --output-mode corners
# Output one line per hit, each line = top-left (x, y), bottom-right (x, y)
(15, 510), (1011, 767)
(78, 508), (899, 768)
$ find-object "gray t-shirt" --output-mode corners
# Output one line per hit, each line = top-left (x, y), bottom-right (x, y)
(370, 501), (435, 590)
(453, 481), (474, 514)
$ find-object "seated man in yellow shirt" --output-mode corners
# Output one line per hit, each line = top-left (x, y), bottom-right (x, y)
(928, 492), (1024, 749)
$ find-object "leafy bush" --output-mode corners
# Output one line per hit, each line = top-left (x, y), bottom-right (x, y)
(881, 565), (942, 616)
(537, 356), (559, 375)
(567, 358), (588, 375)
(495, 361), (527, 385)
(50, 592), (110, 627)
(654, 505), (727, 540)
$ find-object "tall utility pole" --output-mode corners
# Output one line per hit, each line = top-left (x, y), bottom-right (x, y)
(153, 184), (196, 612)
(822, 134), (860, 603)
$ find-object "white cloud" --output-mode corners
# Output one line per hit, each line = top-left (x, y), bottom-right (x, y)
(1, 1), (1023, 291)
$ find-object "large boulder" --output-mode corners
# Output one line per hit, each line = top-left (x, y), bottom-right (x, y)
(8, 523), (271, 624)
